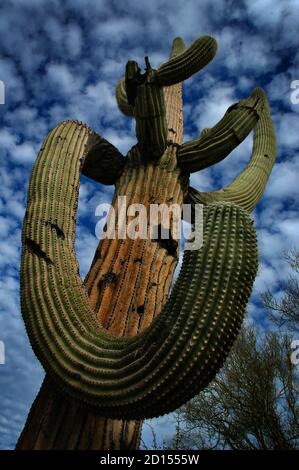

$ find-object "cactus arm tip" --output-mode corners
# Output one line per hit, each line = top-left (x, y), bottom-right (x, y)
(170, 37), (186, 58)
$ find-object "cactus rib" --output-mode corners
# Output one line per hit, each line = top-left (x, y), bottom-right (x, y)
(186, 88), (276, 212)
(116, 78), (134, 117)
(177, 88), (264, 173)
(134, 82), (168, 160)
(21, 120), (258, 419)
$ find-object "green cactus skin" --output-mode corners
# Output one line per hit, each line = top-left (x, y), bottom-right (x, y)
(21, 119), (258, 419)
(177, 88), (264, 173)
(153, 35), (217, 86)
(116, 78), (134, 117)
(20, 36), (276, 424)
(134, 82), (168, 160)
(186, 88), (276, 212)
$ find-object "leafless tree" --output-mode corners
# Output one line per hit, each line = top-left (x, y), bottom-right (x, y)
(167, 327), (298, 449)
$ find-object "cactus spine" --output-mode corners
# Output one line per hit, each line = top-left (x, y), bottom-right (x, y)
(18, 35), (276, 449)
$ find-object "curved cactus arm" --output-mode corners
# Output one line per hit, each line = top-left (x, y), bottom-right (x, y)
(153, 35), (217, 86)
(21, 120), (258, 419)
(116, 77), (134, 117)
(82, 134), (126, 185)
(177, 88), (264, 173)
(186, 89), (276, 212)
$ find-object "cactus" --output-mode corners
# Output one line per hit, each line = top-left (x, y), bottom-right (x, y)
(18, 35), (276, 449)
(186, 88), (277, 211)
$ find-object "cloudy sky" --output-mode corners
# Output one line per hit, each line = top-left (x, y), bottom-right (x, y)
(0, 0), (298, 450)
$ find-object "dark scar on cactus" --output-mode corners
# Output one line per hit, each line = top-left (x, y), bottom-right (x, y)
(25, 238), (53, 264)
(45, 221), (65, 239)
(152, 223), (179, 258)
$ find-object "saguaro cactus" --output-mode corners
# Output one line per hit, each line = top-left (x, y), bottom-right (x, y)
(17, 36), (276, 449)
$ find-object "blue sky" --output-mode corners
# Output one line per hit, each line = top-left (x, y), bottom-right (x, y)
(0, 0), (299, 449)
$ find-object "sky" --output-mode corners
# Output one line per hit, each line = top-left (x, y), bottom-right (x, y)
(0, 0), (298, 450)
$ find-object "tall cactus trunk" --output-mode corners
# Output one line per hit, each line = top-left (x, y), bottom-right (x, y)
(16, 84), (184, 450)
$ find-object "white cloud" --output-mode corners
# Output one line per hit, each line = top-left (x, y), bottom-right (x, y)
(279, 218), (299, 243)
(93, 17), (144, 44)
(276, 112), (299, 150)
(264, 153), (299, 200)
(216, 27), (279, 74)
(12, 142), (37, 164)
(267, 73), (293, 105)
(1, 129), (37, 165)
(193, 83), (236, 131)
(46, 63), (83, 96)
(5, 200), (25, 221)
(0, 58), (25, 104)
(254, 263), (279, 293)
(245, 0), (299, 48)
